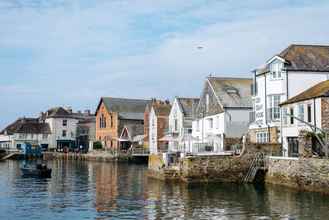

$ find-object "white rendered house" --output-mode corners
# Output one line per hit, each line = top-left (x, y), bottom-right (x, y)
(167, 97), (199, 153)
(249, 44), (329, 144)
(0, 118), (50, 150)
(43, 107), (79, 150)
(192, 77), (252, 154)
(280, 80), (329, 157)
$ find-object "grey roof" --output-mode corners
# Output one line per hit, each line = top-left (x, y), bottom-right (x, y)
(45, 107), (74, 119)
(176, 97), (199, 117)
(207, 77), (252, 108)
(258, 44), (329, 74)
(118, 112), (144, 120)
(1, 118), (51, 135)
(120, 123), (144, 139)
(97, 97), (150, 115)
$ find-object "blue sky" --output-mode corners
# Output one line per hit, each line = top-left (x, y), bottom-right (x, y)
(1, 0), (329, 129)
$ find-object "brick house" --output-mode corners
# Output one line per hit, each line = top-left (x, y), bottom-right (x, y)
(280, 80), (329, 157)
(95, 97), (150, 151)
(149, 100), (171, 154)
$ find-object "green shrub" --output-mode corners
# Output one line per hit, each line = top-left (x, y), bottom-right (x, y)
(93, 141), (103, 150)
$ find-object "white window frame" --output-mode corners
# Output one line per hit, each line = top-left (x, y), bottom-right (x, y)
(298, 104), (304, 125)
(268, 95), (281, 120)
(208, 118), (213, 129)
(270, 62), (283, 80)
(256, 132), (268, 143)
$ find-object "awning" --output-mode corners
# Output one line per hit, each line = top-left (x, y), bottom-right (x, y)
(117, 138), (130, 142)
(159, 134), (179, 141)
(132, 135), (145, 142)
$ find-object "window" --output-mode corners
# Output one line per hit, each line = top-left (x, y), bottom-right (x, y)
(43, 134), (48, 140)
(62, 130), (67, 137)
(290, 107), (294, 125)
(256, 132), (268, 143)
(110, 114), (113, 128)
(100, 114), (106, 128)
(307, 104), (312, 123)
(298, 104), (304, 125)
(196, 121), (200, 132)
(63, 120), (67, 126)
(206, 94), (209, 112)
(216, 116), (220, 129)
(270, 62), (283, 79)
(283, 107), (288, 125)
(268, 95), (281, 120)
(174, 119), (178, 131)
(208, 118), (213, 129)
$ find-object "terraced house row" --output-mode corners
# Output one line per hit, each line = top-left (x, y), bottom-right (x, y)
(1, 44), (329, 159)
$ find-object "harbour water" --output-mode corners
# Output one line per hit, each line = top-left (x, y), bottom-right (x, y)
(0, 160), (328, 220)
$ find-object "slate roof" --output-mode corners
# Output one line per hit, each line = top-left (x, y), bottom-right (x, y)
(280, 80), (329, 106)
(258, 44), (329, 74)
(1, 118), (51, 135)
(176, 97), (199, 117)
(96, 97), (150, 120)
(207, 77), (252, 108)
(152, 102), (171, 116)
(121, 124), (144, 139)
(45, 107), (74, 119)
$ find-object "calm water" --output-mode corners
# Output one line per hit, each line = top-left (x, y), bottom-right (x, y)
(0, 160), (328, 220)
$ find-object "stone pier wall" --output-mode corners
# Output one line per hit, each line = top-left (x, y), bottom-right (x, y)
(148, 153), (253, 183)
(266, 157), (329, 194)
(43, 151), (130, 162)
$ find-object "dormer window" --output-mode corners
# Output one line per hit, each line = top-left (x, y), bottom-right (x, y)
(63, 120), (67, 126)
(270, 62), (283, 79)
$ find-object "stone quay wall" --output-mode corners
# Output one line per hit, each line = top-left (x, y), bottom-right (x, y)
(266, 157), (329, 194)
(43, 151), (130, 162)
(148, 153), (253, 183)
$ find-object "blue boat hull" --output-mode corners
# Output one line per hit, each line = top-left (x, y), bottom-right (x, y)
(21, 167), (52, 178)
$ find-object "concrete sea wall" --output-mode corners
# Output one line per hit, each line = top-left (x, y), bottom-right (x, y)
(266, 157), (329, 194)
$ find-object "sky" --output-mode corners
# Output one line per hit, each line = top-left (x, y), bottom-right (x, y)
(1, 0), (329, 129)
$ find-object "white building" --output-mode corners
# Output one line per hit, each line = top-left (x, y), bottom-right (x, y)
(192, 77), (252, 154)
(249, 44), (329, 144)
(167, 97), (199, 153)
(42, 107), (79, 150)
(149, 101), (171, 154)
(0, 118), (50, 150)
(280, 80), (329, 157)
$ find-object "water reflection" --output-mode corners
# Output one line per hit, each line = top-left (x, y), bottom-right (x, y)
(0, 160), (328, 220)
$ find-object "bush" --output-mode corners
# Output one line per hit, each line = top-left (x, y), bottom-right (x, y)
(93, 141), (103, 150)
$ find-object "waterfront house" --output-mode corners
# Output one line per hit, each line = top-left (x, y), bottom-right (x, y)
(279, 80), (329, 157)
(192, 76), (252, 154)
(0, 117), (51, 150)
(149, 100), (171, 154)
(249, 44), (329, 144)
(95, 97), (150, 151)
(167, 97), (199, 153)
(42, 107), (79, 151)
(76, 110), (96, 151)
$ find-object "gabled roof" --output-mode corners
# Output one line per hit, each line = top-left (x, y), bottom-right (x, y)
(280, 80), (329, 106)
(258, 44), (329, 74)
(96, 97), (150, 119)
(207, 77), (252, 108)
(176, 97), (199, 117)
(0, 118), (51, 135)
(152, 102), (171, 117)
(45, 107), (73, 119)
(120, 124), (144, 140)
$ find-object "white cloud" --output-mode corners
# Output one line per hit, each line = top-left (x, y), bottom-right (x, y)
(0, 0), (329, 128)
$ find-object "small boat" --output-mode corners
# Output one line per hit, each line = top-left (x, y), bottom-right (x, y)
(21, 163), (52, 178)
